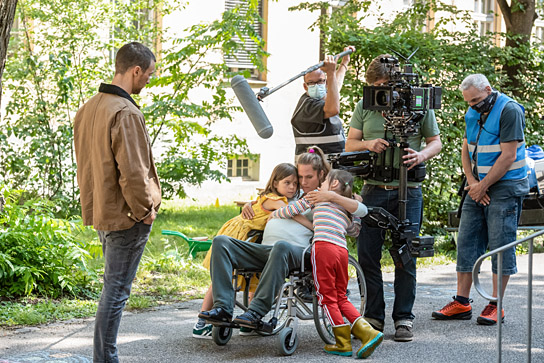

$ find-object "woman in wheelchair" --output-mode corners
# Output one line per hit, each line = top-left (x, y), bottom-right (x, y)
(193, 163), (306, 338)
(273, 169), (383, 359)
(199, 146), (374, 355)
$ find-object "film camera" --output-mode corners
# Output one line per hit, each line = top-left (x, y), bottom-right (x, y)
(329, 50), (441, 268)
(363, 54), (442, 137)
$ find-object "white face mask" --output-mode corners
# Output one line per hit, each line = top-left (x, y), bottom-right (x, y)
(307, 84), (327, 99)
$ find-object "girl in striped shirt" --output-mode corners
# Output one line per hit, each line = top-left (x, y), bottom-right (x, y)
(271, 169), (383, 359)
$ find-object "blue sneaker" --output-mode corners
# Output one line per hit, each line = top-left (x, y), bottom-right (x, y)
(192, 318), (212, 339)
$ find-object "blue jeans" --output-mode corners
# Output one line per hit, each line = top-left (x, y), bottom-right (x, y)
(94, 222), (151, 363)
(357, 184), (423, 324)
(456, 195), (522, 275)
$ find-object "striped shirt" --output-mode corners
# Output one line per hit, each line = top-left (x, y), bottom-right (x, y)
(272, 198), (361, 250)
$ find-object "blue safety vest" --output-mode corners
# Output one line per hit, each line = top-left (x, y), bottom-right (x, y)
(465, 93), (527, 181)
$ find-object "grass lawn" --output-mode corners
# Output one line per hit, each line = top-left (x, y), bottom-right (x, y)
(5, 199), (541, 327)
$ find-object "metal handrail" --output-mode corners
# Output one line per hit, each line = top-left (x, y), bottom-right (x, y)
(472, 228), (544, 363)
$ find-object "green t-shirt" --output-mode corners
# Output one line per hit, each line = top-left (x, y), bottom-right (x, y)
(349, 99), (440, 186)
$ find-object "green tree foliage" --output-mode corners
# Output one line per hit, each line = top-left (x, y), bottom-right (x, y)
(0, 186), (98, 298)
(292, 0), (544, 234)
(144, 1), (266, 198)
(0, 0), (265, 214)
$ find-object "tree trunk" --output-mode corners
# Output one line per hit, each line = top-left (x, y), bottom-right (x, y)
(0, 0), (18, 112)
(497, 0), (537, 96)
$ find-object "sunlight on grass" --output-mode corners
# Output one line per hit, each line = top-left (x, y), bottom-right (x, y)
(0, 299), (97, 327)
(2, 200), (470, 328)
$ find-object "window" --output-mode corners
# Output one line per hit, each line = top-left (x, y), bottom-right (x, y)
(224, 0), (267, 80)
(534, 26), (544, 46)
(227, 156), (260, 181)
(473, 0), (494, 36)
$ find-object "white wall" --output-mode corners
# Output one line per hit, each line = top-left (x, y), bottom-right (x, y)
(172, 0), (324, 205)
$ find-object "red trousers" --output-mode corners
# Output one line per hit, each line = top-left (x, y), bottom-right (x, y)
(312, 241), (361, 326)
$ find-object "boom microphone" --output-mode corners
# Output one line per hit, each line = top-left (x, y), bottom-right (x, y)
(231, 48), (355, 139)
(231, 75), (273, 139)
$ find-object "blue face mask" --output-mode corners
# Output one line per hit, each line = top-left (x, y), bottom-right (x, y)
(307, 84), (327, 99)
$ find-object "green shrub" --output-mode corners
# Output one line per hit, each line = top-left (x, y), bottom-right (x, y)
(0, 186), (99, 298)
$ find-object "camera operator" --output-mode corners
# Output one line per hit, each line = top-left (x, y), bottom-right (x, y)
(345, 54), (442, 342)
(432, 74), (528, 325)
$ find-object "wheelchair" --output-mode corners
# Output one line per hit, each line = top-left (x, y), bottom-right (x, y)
(208, 245), (367, 356)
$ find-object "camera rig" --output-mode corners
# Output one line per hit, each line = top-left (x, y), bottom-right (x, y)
(362, 48), (442, 138)
(330, 49), (441, 269)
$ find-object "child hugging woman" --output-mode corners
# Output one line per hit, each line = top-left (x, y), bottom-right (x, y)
(271, 169), (383, 359)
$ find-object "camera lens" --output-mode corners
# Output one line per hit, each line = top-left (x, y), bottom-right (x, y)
(375, 90), (390, 106)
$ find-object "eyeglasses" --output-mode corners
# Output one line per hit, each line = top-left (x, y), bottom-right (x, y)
(305, 79), (326, 86)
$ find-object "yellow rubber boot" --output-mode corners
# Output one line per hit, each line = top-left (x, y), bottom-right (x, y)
(351, 317), (384, 359)
(324, 323), (352, 356)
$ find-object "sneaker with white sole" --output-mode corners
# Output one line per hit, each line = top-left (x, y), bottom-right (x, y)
(239, 326), (257, 336)
(193, 318), (213, 339)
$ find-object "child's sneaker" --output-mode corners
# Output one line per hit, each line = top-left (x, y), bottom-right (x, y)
(192, 318), (213, 339)
(432, 297), (472, 320)
(239, 326), (257, 336)
(477, 304), (505, 325)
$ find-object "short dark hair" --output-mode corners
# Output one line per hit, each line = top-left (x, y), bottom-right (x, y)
(365, 54), (399, 85)
(115, 42), (156, 74)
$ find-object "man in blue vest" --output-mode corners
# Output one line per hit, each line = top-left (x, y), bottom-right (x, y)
(432, 74), (529, 325)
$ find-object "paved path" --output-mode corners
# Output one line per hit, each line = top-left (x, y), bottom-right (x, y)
(1, 254), (543, 363)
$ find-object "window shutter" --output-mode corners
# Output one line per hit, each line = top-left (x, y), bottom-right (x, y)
(224, 0), (262, 69)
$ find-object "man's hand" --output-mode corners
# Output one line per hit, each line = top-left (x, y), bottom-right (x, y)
(321, 54), (337, 75)
(353, 194), (362, 202)
(241, 201), (256, 220)
(465, 182), (490, 206)
(339, 46), (355, 68)
(366, 138), (389, 153)
(402, 147), (425, 170)
(143, 211), (156, 225)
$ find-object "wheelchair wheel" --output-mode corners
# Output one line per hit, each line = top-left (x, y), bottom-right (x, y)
(257, 291), (290, 336)
(276, 327), (298, 356)
(313, 255), (366, 344)
(347, 255), (367, 314)
(212, 326), (232, 346)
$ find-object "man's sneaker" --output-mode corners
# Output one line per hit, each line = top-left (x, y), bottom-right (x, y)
(233, 309), (263, 329)
(477, 304), (505, 325)
(239, 326), (257, 336)
(432, 298), (472, 320)
(192, 318), (212, 339)
(394, 325), (413, 342)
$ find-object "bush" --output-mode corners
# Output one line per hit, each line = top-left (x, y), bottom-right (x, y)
(0, 186), (98, 298)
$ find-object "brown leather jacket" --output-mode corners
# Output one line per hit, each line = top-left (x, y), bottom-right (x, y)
(74, 84), (161, 231)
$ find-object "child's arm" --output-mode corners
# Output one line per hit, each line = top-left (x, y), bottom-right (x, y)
(346, 216), (362, 237)
(265, 198), (313, 230)
(305, 190), (368, 217)
(261, 198), (287, 211)
(293, 214), (314, 230)
(271, 198), (312, 219)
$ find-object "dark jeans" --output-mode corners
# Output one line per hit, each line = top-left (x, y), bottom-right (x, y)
(94, 222), (151, 363)
(357, 184), (423, 324)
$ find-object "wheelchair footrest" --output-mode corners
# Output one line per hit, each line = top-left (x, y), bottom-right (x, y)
(259, 317), (277, 333)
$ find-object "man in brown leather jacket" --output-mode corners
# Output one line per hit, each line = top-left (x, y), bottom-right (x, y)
(74, 42), (161, 363)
